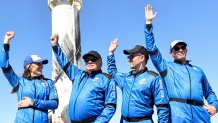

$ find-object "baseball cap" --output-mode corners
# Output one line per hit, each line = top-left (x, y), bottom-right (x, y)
(23, 55), (48, 67)
(170, 40), (187, 51)
(123, 45), (148, 56)
(82, 50), (102, 60)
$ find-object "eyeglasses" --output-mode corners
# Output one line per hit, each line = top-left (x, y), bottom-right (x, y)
(84, 58), (99, 63)
(173, 45), (186, 51)
(127, 54), (141, 60)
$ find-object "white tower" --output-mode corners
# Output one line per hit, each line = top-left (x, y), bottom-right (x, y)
(48, 0), (82, 122)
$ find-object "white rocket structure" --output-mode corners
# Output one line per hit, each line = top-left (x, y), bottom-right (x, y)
(48, 0), (82, 122)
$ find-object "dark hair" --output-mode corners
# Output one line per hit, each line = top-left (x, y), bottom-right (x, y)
(144, 54), (149, 65)
(22, 66), (31, 80)
(22, 64), (45, 81)
(11, 66), (31, 94)
(145, 55), (149, 61)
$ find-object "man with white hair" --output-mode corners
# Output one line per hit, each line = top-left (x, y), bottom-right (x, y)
(50, 33), (117, 123)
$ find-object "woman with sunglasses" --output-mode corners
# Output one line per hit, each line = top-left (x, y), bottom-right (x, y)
(0, 31), (58, 123)
(144, 5), (218, 123)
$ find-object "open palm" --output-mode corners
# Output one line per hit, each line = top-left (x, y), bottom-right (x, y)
(145, 5), (157, 24)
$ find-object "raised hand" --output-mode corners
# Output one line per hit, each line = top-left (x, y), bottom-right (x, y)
(4, 31), (15, 44)
(145, 5), (157, 24)
(109, 38), (119, 55)
(50, 33), (59, 46)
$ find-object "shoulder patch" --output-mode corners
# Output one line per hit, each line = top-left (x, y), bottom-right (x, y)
(147, 70), (159, 77)
(102, 73), (112, 79)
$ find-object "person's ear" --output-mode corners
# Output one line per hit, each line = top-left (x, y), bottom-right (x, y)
(140, 55), (145, 62)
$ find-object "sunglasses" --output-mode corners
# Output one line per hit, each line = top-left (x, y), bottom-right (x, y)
(84, 58), (99, 63)
(127, 54), (141, 60)
(173, 45), (186, 51)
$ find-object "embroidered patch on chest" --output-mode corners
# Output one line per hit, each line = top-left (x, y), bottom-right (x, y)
(139, 78), (146, 85)
(41, 82), (47, 87)
(92, 77), (100, 82)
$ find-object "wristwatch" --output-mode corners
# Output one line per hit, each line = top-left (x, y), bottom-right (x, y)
(31, 99), (35, 106)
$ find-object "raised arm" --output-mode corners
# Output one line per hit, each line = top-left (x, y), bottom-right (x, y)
(50, 33), (69, 68)
(50, 33), (80, 81)
(0, 31), (15, 68)
(144, 5), (167, 74)
(144, 4), (158, 51)
(107, 38), (126, 89)
(0, 31), (21, 89)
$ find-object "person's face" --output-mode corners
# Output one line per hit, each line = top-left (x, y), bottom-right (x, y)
(84, 56), (102, 72)
(127, 53), (144, 70)
(29, 62), (43, 77)
(170, 44), (187, 61)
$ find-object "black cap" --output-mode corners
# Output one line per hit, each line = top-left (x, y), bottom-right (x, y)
(123, 45), (148, 56)
(82, 50), (102, 60)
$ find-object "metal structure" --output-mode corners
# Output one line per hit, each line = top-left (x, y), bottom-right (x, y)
(48, 0), (82, 122)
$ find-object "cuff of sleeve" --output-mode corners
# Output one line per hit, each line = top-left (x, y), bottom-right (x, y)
(31, 99), (35, 106)
(52, 45), (58, 54)
(108, 54), (114, 58)
(146, 24), (152, 31)
(4, 44), (10, 52)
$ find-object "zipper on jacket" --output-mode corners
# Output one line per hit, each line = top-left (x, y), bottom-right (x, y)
(127, 75), (137, 117)
(184, 65), (193, 120)
(32, 80), (36, 123)
(73, 76), (87, 119)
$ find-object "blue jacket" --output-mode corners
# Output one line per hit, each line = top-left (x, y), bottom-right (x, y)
(0, 45), (58, 123)
(107, 54), (169, 123)
(53, 44), (117, 122)
(144, 25), (218, 123)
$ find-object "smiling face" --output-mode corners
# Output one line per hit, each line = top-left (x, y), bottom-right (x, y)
(29, 62), (43, 77)
(170, 44), (188, 63)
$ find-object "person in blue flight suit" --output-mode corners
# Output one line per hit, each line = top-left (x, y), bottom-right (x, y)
(144, 5), (218, 123)
(107, 39), (169, 123)
(50, 33), (117, 123)
(0, 31), (58, 123)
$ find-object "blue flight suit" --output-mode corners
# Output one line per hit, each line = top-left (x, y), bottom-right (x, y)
(145, 24), (218, 123)
(53, 44), (117, 123)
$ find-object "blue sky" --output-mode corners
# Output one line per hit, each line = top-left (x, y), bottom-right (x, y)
(0, 0), (218, 122)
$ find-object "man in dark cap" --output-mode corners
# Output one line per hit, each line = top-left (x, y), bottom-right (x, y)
(107, 38), (169, 123)
(82, 50), (103, 74)
(50, 34), (117, 123)
(145, 5), (218, 123)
